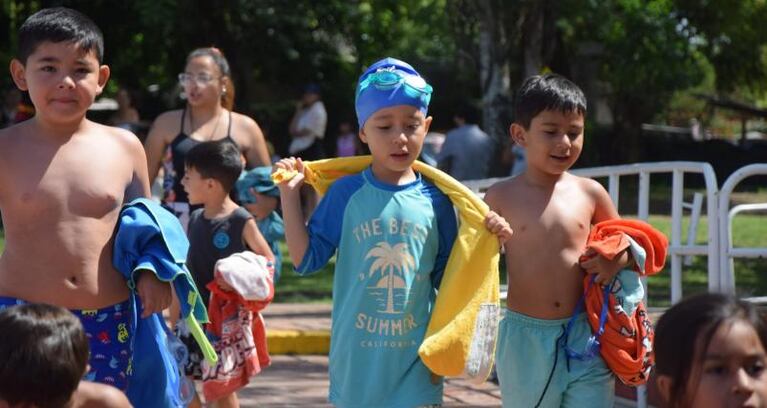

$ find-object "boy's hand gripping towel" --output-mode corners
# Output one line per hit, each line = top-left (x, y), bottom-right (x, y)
(273, 156), (501, 382)
(113, 198), (216, 407)
(581, 219), (668, 386)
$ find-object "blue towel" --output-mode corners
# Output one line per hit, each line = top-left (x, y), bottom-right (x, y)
(113, 198), (208, 407)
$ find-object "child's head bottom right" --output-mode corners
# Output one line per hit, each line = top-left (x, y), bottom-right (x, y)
(654, 293), (767, 408)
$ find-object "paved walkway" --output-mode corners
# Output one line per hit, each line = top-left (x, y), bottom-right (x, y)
(247, 303), (654, 407)
(246, 303), (502, 406)
(238, 355), (503, 407)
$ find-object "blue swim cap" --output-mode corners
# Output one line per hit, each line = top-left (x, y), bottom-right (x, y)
(355, 57), (433, 129)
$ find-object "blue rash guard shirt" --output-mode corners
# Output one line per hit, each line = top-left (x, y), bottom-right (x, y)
(297, 167), (458, 408)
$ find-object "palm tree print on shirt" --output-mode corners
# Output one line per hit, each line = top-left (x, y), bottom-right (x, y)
(365, 242), (415, 314)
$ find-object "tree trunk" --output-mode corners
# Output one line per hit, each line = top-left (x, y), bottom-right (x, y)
(477, 0), (511, 144)
(522, 2), (544, 78)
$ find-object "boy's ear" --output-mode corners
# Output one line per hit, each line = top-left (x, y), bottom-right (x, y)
(9, 59), (28, 91)
(656, 374), (673, 404)
(358, 128), (368, 145)
(423, 116), (433, 133)
(510, 123), (527, 147)
(96, 65), (110, 95)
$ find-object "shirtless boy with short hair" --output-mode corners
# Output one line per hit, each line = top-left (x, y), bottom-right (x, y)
(0, 7), (170, 391)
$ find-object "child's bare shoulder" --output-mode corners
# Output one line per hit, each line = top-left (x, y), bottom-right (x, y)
(570, 173), (610, 200)
(485, 176), (523, 200)
(73, 381), (133, 408)
(0, 119), (29, 141)
(0, 121), (34, 161)
(91, 122), (144, 151)
(568, 173), (617, 220)
(484, 176), (524, 211)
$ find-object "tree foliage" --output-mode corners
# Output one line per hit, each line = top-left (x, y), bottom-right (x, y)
(1, 0), (766, 161)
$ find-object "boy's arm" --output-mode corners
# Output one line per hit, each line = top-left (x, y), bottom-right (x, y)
(580, 178), (631, 284)
(124, 130), (151, 201)
(590, 178), (620, 224)
(274, 157), (310, 266)
(243, 189), (279, 221)
(122, 129), (172, 317)
(243, 218), (276, 263)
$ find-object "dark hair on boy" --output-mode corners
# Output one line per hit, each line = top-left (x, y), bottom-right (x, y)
(0, 303), (89, 408)
(185, 140), (243, 193)
(18, 7), (104, 64)
(513, 73), (587, 129)
(655, 293), (767, 407)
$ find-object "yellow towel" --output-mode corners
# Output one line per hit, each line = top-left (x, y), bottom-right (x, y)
(273, 156), (501, 380)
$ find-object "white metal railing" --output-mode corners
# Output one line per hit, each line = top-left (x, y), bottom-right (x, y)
(718, 164), (767, 293)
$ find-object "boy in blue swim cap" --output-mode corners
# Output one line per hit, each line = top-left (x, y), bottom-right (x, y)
(275, 57), (512, 407)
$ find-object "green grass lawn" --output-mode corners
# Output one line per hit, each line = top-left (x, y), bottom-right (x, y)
(274, 241), (335, 303)
(644, 214), (767, 306)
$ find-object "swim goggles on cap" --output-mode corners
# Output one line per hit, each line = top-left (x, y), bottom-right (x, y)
(355, 67), (433, 101)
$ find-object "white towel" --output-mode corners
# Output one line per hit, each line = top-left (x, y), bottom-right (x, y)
(214, 251), (273, 301)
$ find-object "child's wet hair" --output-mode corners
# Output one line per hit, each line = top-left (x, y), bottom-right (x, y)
(654, 293), (767, 406)
(513, 73), (587, 129)
(0, 303), (89, 408)
(17, 7), (104, 64)
(185, 140), (243, 193)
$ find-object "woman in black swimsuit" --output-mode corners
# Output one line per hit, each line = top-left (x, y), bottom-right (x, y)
(144, 47), (274, 229)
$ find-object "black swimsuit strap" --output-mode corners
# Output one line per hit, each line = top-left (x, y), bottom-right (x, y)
(226, 109), (232, 137)
(180, 105), (187, 134)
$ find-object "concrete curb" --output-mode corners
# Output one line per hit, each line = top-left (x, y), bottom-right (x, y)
(267, 329), (330, 355)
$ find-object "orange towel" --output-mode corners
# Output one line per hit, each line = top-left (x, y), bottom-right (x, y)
(582, 219), (668, 386)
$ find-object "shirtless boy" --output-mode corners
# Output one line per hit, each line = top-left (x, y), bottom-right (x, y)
(485, 74), (631, 407)
(0, 7), (170, 391)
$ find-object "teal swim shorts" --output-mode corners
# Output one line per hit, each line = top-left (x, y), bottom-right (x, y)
(495, 309), (614, 408)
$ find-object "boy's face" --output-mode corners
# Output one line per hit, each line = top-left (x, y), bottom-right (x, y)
(182, 166), (210, 205)
(511, 109), (584, 176)
(359, 105), (431, 184)
(9, 41), (108, 125)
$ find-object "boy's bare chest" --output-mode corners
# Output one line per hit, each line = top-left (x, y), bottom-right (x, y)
(6, 143), (128, 218)
(507, 192), (593, 247)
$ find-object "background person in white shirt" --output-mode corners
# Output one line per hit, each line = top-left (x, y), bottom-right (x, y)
(288, 83), (328, 219)
(288, 83), (327, 160)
